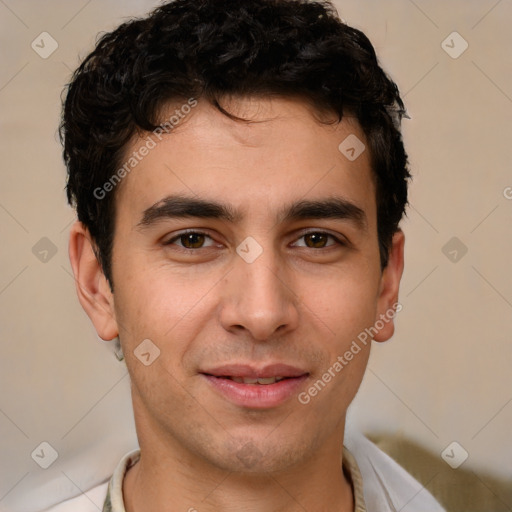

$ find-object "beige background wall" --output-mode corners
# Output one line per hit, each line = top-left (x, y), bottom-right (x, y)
(0, 1), (511, 511)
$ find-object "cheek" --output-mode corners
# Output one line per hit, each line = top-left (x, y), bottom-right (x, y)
(299, 267), (380, 344)
(112, 262), (219, 355)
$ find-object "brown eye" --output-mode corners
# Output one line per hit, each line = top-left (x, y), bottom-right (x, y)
(165, 231), (216, 249)
(179, 232), (206, 249)
(292, 231), (344, 250)
(303, 232), (330, 248)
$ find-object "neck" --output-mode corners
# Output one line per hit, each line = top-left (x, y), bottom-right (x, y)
(123, 427), (354, 512)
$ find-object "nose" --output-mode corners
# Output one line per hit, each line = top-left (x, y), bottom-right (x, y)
(219, 243), (300, 341)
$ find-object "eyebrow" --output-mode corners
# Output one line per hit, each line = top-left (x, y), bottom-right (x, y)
(137, 195), (242, 227)
(280, 198), (367, 230)
(137, 194), (367, 231)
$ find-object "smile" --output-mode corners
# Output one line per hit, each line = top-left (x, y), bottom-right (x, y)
(200, 365), (310, 409)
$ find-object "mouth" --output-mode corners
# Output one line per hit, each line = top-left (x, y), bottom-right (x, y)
(207, 375), (291, 385)
(200, 364), (309, 409)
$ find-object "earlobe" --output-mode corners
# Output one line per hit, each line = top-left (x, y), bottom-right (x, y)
(68, 220), (118, 341)
(373, 230), (405, 343)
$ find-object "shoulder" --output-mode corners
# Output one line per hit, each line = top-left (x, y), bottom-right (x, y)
(41, 449), (140, 512)
(344, 430), (446, 512)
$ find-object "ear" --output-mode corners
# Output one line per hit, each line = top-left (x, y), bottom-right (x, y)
(373, 230), (405, 343)
(68, 220), (118, 341)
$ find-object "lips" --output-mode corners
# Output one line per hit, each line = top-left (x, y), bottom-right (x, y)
(200, 363), (309, 408)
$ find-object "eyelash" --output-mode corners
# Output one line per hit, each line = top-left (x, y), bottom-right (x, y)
(163, 230), (346, 250)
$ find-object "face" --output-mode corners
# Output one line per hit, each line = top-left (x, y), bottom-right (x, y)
(71, 97), (404, 474)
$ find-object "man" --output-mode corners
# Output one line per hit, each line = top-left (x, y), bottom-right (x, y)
(56, 0), (445, 510)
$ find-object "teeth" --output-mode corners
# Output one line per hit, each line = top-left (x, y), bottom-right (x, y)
(256, 377), (276, 385)
(228, 376), (286, 385)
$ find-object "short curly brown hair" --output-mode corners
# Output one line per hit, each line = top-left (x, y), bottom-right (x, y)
(60, 0), (410, 289)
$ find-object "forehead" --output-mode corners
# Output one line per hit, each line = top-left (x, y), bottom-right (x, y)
(115, 97), (376, 227)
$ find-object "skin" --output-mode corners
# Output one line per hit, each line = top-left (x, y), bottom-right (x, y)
(69, 97), (405, 512)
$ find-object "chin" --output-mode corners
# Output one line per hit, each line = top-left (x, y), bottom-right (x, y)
(211, 435), (312, 475)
